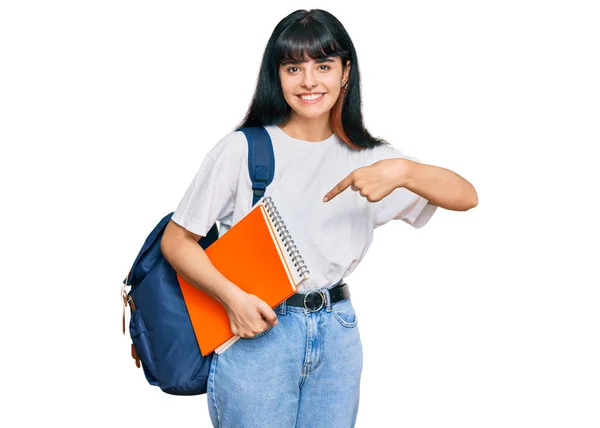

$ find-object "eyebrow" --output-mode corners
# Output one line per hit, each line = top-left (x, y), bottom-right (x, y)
(280, 57), (336, 66)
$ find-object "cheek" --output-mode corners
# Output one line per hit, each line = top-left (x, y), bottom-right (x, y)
(323, 78), (341, 100)
(279, 78), (296, 100)
(323, 74), (343, 90)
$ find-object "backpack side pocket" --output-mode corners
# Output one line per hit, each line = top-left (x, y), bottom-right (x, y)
(129, 310), (159, 386)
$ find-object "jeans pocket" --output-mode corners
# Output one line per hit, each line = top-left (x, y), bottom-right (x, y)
(245, 324), (275, 340)
(331, 298), (358, 328)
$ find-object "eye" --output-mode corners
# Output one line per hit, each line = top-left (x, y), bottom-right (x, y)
(318, 65), (331, 71)
(286, 66), (300, 73)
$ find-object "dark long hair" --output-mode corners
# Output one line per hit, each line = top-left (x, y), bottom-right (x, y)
(235, 9), (388, 150)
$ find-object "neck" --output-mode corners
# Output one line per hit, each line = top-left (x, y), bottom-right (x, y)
(278, 113), (333, 142)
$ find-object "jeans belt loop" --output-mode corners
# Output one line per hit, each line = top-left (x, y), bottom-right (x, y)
(322, 287), (333, 312)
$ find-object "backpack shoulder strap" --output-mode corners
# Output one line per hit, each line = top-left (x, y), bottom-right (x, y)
(238, 126), (275, 206)
(126, 127), (274, 286)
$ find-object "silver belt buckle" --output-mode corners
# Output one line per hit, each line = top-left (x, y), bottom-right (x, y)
(303, 290), (325, 312)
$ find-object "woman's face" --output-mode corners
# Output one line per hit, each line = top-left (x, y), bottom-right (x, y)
(279, 56), (350, 122)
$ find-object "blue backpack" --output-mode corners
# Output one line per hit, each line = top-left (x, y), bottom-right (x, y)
(122, 127), (275, 395)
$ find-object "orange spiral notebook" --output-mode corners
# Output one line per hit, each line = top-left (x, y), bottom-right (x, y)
(176, 196), (310, 356)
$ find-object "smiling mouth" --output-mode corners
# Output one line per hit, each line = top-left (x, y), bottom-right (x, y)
(298, 93), (325, 101)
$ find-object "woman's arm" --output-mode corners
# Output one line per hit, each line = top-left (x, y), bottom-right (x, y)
(398, 159), (478, 211)
(161, 220), (243, 306)
(323, 157), (478, 211)
(161, 220), (279, 337)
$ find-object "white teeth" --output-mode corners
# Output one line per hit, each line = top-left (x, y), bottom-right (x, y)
(299, 93), (324, 100)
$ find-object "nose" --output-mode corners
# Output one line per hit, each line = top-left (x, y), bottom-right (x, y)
(301, 68), (318, 89)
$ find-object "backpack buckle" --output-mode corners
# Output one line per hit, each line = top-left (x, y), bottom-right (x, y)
(121, 284), (129, 335)
(121, 282), (136, 335)
(252, 180), (267, 196)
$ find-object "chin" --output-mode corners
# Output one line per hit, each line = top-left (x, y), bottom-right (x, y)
(292, 105), (334, 119)
(295, 111), (330, 121)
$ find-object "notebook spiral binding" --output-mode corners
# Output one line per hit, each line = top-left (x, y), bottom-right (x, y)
(263, 196), (310, 279)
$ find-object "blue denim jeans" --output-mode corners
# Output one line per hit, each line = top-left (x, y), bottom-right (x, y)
(207, 283), (363, 427)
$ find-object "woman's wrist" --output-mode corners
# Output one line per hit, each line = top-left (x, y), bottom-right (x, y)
(393, 157), (413, 188)
(219, 282), (248, 309)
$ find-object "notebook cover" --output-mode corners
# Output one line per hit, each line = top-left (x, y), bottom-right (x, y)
(177, 202), (299, 356)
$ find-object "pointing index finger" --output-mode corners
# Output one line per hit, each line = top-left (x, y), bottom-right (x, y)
(323, 174), (353, 202)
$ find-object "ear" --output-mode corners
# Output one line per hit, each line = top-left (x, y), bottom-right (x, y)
(343, 60), (351, 82)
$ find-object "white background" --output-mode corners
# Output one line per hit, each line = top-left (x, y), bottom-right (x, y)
(1, 1), (598, 427)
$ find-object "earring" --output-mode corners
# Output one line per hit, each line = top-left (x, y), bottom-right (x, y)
(341, 81), (346, 87)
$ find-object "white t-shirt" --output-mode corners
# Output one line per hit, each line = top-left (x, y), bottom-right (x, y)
(172, 124), (437, 293)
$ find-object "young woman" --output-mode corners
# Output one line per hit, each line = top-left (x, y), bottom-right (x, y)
(161, 9), (477, 427)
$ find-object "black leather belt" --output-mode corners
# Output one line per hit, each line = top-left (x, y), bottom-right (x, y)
(285, 282), (350, 312)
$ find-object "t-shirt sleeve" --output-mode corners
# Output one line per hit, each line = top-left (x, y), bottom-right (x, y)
(171, 132), (244, 237)
(373, 144), (438, 229)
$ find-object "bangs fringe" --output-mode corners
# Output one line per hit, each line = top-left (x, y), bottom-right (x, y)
(275, 21), (348, 64)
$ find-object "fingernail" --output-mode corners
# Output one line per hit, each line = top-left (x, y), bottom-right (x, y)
(322, 196), (329, 202)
